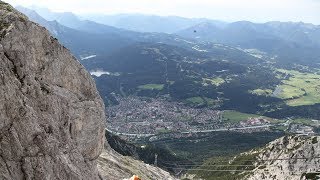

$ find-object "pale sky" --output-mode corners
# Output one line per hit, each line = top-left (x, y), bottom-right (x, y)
(4, 0), (320, 24)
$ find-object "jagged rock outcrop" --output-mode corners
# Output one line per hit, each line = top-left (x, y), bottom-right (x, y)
(185, 135), (320, 180)
(247, 135), (320, 180)
(0, 2), (105, 179)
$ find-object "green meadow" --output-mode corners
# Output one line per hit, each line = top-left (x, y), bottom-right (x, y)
(202, 77), (225, 86)
(276, 69), (320, 106)
(138, 83), (164, 90)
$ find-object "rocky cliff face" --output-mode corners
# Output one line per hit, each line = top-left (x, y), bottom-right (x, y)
(186, 135), (319, 180)
(247, 135), (320, 180)
(0, 2), (105, 179)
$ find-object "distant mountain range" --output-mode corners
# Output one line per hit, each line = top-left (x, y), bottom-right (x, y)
(19, 6), (320, 67)
(84, 14), (227, 34)
(16, 6), (320, 119)
(179, 21), (320, 43)
(27, 6), (226, 34)
(16, 6), (135, 58)
(177, 20), (320, 66)
(16, 6), (212, 57)
(177, 20), (320, 51)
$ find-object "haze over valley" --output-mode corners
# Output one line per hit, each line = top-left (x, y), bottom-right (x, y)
(2, 1), (320, 179)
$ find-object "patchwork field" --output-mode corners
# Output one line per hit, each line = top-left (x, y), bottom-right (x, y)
(275, 69), (320, 106)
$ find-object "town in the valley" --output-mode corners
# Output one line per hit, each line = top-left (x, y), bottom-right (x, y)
(106, 96), (319, 140)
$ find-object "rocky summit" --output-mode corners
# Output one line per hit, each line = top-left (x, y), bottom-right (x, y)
(0, 1), (105, 179)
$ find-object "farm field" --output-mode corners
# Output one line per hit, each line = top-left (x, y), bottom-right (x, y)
(138, 83), (164, 90)
(275, 69), (320, 106)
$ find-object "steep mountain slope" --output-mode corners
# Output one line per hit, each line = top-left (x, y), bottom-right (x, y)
(0, 2), (105, 179)
(247, 135), (320, 180)
(25, 6), (81, 28)
(98, 147), (177, 180)
(189, 135), (320, 180)
(105, 130), (193, 173)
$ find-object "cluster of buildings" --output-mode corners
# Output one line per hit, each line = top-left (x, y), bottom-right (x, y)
(240, 117), (270, 126)
(106, 96), (319, 138)
(106, 96), (222, 134)
(289, 124), (315, 135)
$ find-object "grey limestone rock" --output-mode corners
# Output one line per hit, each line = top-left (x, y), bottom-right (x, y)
(247, 135), (320, 180)
(98, 147), (177, 180)
(0, 2), (105, 179)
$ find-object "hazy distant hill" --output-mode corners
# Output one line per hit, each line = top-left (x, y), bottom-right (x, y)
(27, 6), (226, 34)
(84, 14), (226, 33)
(177, 21), (320, 66)
(16, 6), (136, 58)
(17, 6), (133, 35)
(16, 6), (210, 56)
(178, 20), (320, 45)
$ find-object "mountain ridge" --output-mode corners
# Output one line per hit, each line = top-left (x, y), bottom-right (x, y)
(15, 6), (136, 59)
